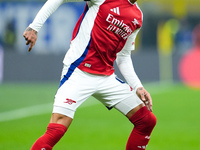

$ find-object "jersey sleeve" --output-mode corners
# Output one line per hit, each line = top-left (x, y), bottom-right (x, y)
(116, 28), (143, 90)
(116, 54), (143, 91)
(118, 28), (141, 56)
(29, 0), (85, 32)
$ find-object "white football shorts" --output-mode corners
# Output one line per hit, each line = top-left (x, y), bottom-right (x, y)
(53, 65), (143, 119)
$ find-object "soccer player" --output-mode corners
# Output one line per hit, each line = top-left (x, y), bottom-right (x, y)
(23, 0), (157, 149)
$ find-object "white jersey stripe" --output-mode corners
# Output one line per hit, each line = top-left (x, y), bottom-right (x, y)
(116, 7), (120, 15)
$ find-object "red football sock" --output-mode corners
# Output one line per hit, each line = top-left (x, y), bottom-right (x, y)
(126, 106), (157, 150)
(31, 123), (67, 150)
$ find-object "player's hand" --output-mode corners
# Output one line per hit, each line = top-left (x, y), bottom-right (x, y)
(23, 27), (38, 52)
(136, 87), (153, 112)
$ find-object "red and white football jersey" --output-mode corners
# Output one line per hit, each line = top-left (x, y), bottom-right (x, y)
(63, 0), (143, 75)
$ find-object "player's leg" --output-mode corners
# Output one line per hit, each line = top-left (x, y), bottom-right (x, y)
(50, 113), (73, 127)
(114, 96), (157, 150)
(31, 67), (96, 150)
(94, 74), (156, 150)
(126, 104), (156, 150)
(31, 114), (71, 150)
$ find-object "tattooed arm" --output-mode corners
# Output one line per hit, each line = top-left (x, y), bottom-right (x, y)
(23, 27), (38, 52)
(22, 0), (65, 51)
(23, 0), (86, 51)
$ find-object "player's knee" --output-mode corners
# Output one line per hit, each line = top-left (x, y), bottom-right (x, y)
(129, 107), (157, 135)
(142, 112), (156, 133)
(135, 111), (157, 134)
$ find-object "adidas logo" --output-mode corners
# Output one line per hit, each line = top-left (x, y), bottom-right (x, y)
(110, 7), (120, 15)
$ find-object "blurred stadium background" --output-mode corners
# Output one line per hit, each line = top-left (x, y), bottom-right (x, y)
(0, 0), (200, 84)
(0, 0), (200, 150)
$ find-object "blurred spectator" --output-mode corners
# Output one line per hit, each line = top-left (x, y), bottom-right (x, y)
(2, 20), (16, 50)
(175, 19), (192, 53)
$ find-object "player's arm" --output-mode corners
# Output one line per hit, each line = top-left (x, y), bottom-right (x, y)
(116, 53), (152, 112)
(116, 29), (152, 111)
(23, 0), (85, 52)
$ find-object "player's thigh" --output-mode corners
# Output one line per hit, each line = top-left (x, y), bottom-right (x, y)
(114, 93), (143, 116)
(94, 74), (143, 114)
(53, 67), (96, 118)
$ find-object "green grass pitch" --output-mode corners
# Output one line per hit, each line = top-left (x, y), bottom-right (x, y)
(0, 82), (200, 150)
